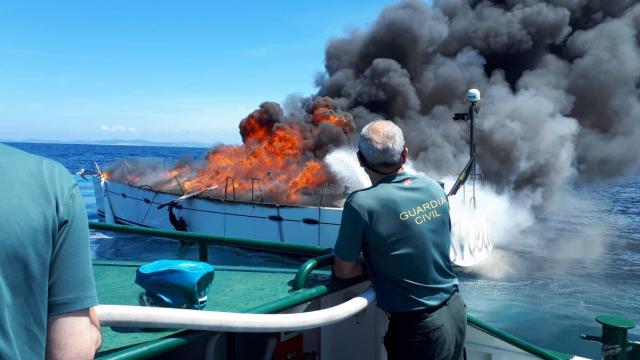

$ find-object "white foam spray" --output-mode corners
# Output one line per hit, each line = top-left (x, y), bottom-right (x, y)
(444, 178), (535, 274)
(325, 147), (537, 277)
(325, 147), (371, 191)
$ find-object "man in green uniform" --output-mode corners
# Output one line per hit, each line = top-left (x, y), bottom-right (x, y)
(0, 144), (102, 359)
(333, 120), (466, 360)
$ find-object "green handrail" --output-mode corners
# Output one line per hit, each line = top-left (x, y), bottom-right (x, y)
(97, 277), (366, 360)
(100, 296), (574, 360)
(89, 221), (331, 259)
(292, 253), (335, 290)
(466, 315), (572, 360)
(90, 222), (578, 359)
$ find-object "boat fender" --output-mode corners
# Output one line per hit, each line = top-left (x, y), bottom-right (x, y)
(135, 260), (214, 310)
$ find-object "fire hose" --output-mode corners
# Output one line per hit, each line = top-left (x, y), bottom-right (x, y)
(96, 287), (375, 332)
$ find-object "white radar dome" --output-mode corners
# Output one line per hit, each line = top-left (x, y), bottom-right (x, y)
(467, 89), (481, 103)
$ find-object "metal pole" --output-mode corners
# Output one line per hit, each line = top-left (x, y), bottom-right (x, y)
(199, 241), (208, 262)
(469, 103), (477, 209)
(469, 103), (475, 159)
(251, 178), (255, 202)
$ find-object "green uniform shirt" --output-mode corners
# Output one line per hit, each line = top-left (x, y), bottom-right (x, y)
(0, 144), (98, 360)
(334, 172), (458, 312)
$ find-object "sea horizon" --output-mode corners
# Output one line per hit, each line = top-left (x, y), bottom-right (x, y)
(1, 139), (213, 149)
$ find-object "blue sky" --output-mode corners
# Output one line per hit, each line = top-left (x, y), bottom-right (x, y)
(0, 1), (401, 144)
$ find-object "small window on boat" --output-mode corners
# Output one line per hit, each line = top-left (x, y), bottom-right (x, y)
(302, 218), (319, 225)
(121, 193), (127, 198)
(268, 215), (284, 222)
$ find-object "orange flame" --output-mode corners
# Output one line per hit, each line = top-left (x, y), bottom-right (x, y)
(288, 161), (329, 196)
(161, 97), (355, 204)
(312, 108), (353, 132)
(169, 164), (192, 179)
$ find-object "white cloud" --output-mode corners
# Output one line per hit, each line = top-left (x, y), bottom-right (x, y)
(100, 124), (137, 132)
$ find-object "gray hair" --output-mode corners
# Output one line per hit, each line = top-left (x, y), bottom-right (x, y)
(358, 120), (406, 167)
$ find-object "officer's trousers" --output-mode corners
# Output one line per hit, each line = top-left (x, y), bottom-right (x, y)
(384, 291), (466, 360)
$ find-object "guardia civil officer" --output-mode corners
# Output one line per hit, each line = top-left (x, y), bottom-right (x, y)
(0, 144), (102, 359)
(333, 120), (466, 360)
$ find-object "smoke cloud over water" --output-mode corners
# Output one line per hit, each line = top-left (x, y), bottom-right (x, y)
(105, 1), (638, 270)
(110, 0), (640, 204)
(316, 0), (639, 273)
(318, 0), (640, 198)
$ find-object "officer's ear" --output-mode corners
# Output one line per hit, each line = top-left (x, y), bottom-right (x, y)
(401, 147), (408, 164)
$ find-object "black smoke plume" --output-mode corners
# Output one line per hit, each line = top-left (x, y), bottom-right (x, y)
(316, 0), (640, 198)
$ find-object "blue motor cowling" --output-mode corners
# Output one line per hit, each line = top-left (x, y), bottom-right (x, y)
(135, 260), (215, 310)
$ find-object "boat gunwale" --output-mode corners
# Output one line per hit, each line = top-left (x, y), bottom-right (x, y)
(101, 177), (346, 210)
(466, 316), (573, 360)
(89, 221), (331, 257)
(96, 274), (367, 360)
(93, 259), (575, 360)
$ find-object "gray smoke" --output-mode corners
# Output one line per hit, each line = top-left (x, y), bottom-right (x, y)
(317, 0), (640, 199)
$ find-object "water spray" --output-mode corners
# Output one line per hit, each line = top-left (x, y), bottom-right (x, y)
(449, 89), (493, 267)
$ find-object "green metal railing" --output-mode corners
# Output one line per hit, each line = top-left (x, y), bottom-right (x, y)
(466, 316), (572, 360)
(91, 222), (619, 360)
(97, 277), (365, 360)
(291, 253), (335, 290)
(89, 221), (331, 260)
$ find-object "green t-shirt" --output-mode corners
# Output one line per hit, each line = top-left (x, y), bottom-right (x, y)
(0, 144), (98, 359)
(334, 172), (458, 312)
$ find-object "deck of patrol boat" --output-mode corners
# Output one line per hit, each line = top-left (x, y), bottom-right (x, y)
(90, 223), (633, 360)
(93, 259), (365, 359)
(94, 257), (590, 360)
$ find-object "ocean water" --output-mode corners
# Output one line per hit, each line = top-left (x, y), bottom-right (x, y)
(6, 141), (639, 358)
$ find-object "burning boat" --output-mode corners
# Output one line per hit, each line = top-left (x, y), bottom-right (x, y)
(93, 98), (356, 249)
(92, 174), (347, 249)
(91, 92), (493, 264)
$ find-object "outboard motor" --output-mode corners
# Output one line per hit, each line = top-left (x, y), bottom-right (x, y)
(135, 260), (215, 310)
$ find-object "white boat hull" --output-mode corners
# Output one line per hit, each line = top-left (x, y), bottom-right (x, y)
(94, 177), (342, 248)
(94, 177), (495, 266)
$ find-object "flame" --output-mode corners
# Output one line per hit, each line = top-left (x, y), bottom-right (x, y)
(177, 98), (354, 203)
(241, 115), (273, 143)
(309, 97), (355, 134)
(169, 164), (192, 179)
(182, 121), (316, 202)
(288, 160), (329, 197)
(101, 171), (111, 181)
(106, 97), (355, 205)
(312, 108), (352, 132)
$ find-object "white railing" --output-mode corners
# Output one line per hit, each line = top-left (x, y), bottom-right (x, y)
(96, 287), (375, 332)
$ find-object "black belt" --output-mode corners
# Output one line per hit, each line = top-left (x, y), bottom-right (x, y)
(386, 288), (458, 319)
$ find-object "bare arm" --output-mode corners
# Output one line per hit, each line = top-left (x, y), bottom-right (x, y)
(333, 255), (367, 279)
(46, 307), (101, 360)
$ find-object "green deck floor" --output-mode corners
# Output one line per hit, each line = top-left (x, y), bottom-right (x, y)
(93, 260), (333, 357)
(92, 260), (576, 360)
